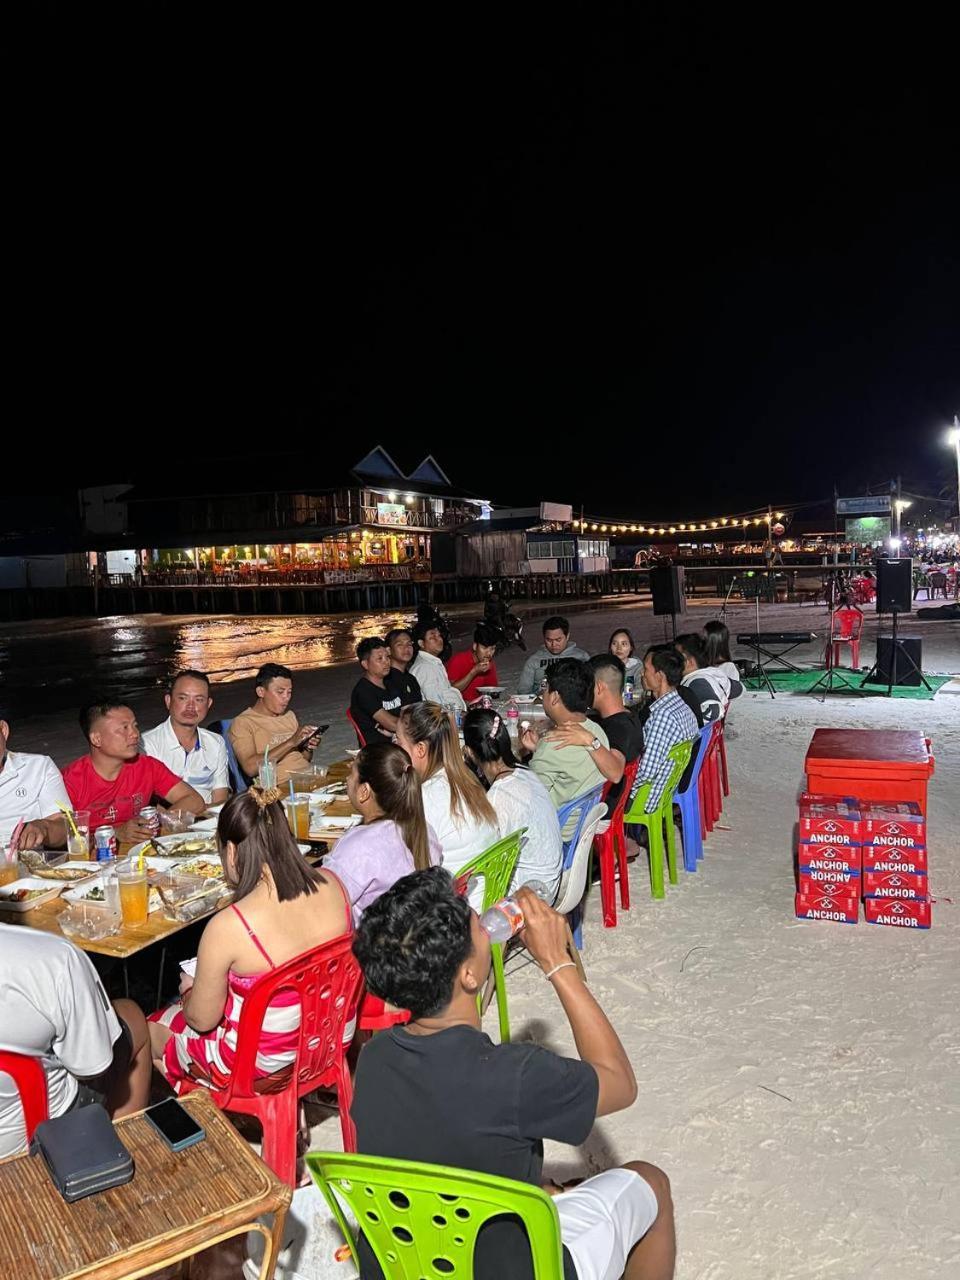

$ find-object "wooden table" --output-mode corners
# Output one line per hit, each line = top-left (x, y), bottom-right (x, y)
(3, 763), (361, 958)
(0, 1091), (291, 1280)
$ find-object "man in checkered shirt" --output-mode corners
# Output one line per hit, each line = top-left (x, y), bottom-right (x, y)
(629, 648), (699, 813)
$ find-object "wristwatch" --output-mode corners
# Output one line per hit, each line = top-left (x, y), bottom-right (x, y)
(586, 737), (602, 752)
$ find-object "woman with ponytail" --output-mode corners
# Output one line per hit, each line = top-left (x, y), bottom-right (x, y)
(396, 702), (498, 886)
(323, 741), (441, 922)
(149, 784), (355, 1090)
(462, 707), (563, 901)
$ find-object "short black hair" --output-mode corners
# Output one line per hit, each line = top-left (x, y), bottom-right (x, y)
(255, 663), (293, 688)
(646, 647), (685, 688)
(169, 669), (211, 693)
(412, 620), (442, 646)
(588, 652), (625, 694)
(384, 627), (413, 646)
(356, 636), (388, 663)
(674, 633), (707, 669)
(542, 615), (570, 636)
(352, 868), (473, 1019)
(473, 623), (500, 648)
(79, 699), (131, 741)
(546, 657), (593, 713)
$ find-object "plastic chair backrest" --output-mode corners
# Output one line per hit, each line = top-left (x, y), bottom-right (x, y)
(600, 759), (639, 824)
(553, 802), (607, 917)
(556, 785), (604, 854)
(454, 829), (526, 910)
(833, 607), (863, 640)
(0, 1052), (49, 1144)
(346, 708), (367, 747)
(624, 737), (694, 821)
(220, 932), (363, 1104)
(677, 725), (711, 797)
(307, 1151), (564, 1279)
(210, 717), (248, 794)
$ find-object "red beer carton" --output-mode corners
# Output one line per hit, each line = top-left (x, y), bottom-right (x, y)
(798, 795), (861, 845)
(861, 842), (928, 876)
(863, 896), (931, 929)
(795, 890), (859, 924)
(798, 868), (860, 895)
(862, 869), (929, 899)
(861, 801), (926, 849)
(798, 841), (862, 876)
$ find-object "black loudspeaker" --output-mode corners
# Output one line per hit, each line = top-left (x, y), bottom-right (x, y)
(650, 566), (686, 616)
(875, 557), (912, 614)
(865, 635), (923, 687)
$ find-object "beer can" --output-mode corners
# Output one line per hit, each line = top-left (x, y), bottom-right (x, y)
(139, 806), (160, 836)
(94, 825), (118, 860)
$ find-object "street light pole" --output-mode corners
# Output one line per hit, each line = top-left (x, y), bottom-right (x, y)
(950, 415), (960, 531)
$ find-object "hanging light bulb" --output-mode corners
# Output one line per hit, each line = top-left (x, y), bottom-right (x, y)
(721, 517), (728, 525)
(658, 527), (665, 535)
(679, 523), (686, 531)
(637, 525), (645, 533)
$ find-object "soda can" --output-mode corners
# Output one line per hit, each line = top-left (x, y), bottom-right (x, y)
(94, 825), (118, 860)
(139, 806), (160, 836)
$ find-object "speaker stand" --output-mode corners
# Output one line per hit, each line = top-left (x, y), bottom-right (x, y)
(860, 610), (932, 695)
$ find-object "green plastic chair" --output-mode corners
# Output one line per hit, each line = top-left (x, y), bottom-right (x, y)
(307, 1150), (564, 1280)
(454, 828), (525, 1045)
(623, 739), (693, 899)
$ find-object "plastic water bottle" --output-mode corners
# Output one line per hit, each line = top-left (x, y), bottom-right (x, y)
(505, 698), (519, 737)
(480, 880), (550, 943)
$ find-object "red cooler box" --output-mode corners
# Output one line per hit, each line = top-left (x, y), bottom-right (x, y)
(804, 730), (935, 817)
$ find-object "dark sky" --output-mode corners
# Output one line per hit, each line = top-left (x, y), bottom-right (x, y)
(12, 7), (959, 523)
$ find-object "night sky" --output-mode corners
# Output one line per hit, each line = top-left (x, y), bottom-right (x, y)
(11, 8), (959, 523)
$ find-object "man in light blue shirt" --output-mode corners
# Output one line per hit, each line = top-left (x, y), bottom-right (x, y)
(141, 670), (229, 805)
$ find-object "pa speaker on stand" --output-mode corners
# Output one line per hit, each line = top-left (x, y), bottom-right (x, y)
(861, 557), (932, 695)
(650, 566), (686, 639)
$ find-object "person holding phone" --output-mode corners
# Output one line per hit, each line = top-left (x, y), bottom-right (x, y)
(229, 663), (322, 785)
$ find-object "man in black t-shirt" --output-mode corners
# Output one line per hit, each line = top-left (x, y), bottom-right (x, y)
(351, 868), (675, 1280)
(545, 653), (643, 816)
(349, 636), (406, 743)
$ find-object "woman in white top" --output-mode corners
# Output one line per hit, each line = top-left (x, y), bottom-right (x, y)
(608, 628), (641, 681)
(395, 702), (498, 907)
(703, 620), (744, 696)
(462, 707), (563, 903)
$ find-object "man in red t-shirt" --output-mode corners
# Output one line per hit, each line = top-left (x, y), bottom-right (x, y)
(445, 624), (500, 705)
(63, 701), (207, 843)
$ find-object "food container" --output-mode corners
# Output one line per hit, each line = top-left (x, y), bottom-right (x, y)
(58, 902), (122, 941)
(0, 877), (63, 912)
(156, 869), (231, 922)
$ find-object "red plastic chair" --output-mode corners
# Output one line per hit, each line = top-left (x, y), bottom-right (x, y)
(716, 717), (730, 798)
(698, 722), (723, 836)
(358, 991), (410, 1033)
(346, 708), (367, 747)
(178, 934), (364, 1186)
(595, 760), (639, 928)
(829, 606), (863, 670)
(0, 1052), (49, 1143)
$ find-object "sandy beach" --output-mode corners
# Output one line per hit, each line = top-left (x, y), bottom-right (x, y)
(8, 599), (959, 1279)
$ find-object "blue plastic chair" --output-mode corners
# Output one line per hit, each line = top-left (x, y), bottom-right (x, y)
(674, 726), (710, 871)
(210, 717), (248, 794)
(556, 786), (605, 861)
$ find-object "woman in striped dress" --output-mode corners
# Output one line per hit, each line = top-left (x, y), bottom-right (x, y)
(149, 785), (354, 1089)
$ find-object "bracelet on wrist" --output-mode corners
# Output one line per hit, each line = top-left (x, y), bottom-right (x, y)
(543, 961), (577, 981)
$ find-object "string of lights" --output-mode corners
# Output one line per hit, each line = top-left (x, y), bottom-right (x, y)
(572, 505), (803, 537)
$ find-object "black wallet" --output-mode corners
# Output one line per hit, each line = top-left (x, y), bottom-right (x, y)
(31, 1103), (135, 1202)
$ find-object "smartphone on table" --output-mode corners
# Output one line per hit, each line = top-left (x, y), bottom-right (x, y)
(144, 1098), (206, 1152)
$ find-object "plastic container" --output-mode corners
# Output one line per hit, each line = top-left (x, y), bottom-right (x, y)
(0, 877), (63, 912)
(157, 870), (230, 922)
(804, 729), (935, 816)
(59, 901), (122, 941)
(479, 880), (550, 943)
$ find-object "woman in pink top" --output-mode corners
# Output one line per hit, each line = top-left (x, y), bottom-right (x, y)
(149, 786), (354, 1089)
(323, 742), (441, 923)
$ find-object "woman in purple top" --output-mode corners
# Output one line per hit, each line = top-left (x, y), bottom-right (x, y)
(322, 742), (441, 922)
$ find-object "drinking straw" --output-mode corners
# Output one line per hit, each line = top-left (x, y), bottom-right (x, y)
(289, 779), (295, 800)
(263, 745), (270, 774)
(56, 802), (80, 840)
(6, 818), (24, 861)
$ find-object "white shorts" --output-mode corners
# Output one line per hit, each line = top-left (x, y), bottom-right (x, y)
(554, 1167), (660, 1280)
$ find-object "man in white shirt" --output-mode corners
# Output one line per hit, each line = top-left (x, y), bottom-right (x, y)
(0, 926), (151, 1158)
(409, 625), (467, 715)
(0, 714), (70, 852)
(141, 670), (230, 805)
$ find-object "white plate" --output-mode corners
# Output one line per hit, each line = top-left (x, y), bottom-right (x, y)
(476, 685), (504, 696)
(310, 815), (361, 833)
(189, 817), (219, 833)
(0, 878), (63, 912)
(513, 694), (537, 705)
(23, 860), (100, 884)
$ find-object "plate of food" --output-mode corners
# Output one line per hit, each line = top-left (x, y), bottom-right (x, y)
(17, 854), (100, 884)
(310, 814), (362, 834)
(475, 685), (505, 698)
(174, 857), (224, 881)
(0, 878), (62, 912)
(512, 693), (537, 705)
(154, 833), (220, 857)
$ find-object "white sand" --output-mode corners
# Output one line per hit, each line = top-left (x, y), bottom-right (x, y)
(274, 599), (959, 1280)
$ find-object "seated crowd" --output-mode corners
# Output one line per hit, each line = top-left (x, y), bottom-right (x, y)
(1, 612), (739, 1278)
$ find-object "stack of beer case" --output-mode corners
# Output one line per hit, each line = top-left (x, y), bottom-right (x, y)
(795, 795), (931, 928)
(795, 794), (862, 923)
(861, 801), (931, 929)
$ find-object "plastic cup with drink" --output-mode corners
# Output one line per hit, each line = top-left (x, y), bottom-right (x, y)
(116, 861), (149, 927)
(285, 795), (312, 840)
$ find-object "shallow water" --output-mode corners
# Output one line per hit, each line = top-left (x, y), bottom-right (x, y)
(0, 611), (463, 720)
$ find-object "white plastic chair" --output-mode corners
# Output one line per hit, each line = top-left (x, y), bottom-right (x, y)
(552, 802), (607, 946)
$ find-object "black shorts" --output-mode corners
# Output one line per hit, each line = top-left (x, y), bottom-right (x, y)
(71, 1017), (134, 1110)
